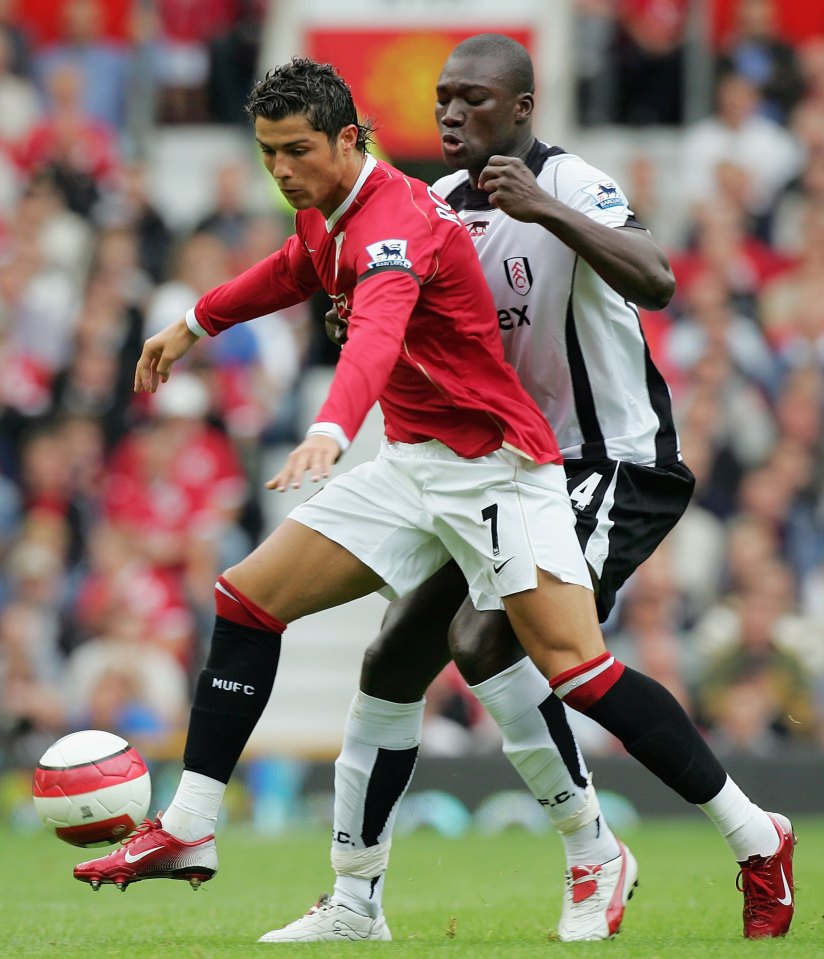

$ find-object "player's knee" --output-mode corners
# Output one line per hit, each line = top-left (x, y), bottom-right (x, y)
(360, 614), (450, 701)
(357, 635), (421, 700)
(360, 637), (395, 694)
(448, 609), (524, 686)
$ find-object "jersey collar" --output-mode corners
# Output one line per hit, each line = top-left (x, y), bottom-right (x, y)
(444, 141), (566, 212)
(326, 154), (377, 231)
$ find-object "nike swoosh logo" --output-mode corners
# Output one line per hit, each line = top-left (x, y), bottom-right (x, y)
(777, 864), (792, 905)
(124, 845), (164, 863)
(493, 558), (514, 574)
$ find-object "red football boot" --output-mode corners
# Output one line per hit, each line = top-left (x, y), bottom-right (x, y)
(74, 816), (217, 891)
(737, 813), (796, 938)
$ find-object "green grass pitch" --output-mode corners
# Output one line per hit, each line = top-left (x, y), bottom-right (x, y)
(5, 816), (824, 957)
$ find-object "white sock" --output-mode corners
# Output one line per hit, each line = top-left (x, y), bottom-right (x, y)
(331, 691), (424, 918)
(699, 776), (779, 861)
(160, 770), (225, 842)
(470, 657), (620, 868)
(333, 873), (386, 920)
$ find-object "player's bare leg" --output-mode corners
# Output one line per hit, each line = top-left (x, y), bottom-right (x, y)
(226, 518), (386, 624)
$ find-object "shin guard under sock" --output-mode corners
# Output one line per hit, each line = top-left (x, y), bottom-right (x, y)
(183, 578), (284, 784)
(553, 655), (727, 805)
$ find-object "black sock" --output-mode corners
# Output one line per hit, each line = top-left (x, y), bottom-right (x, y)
(183, 615), (281, 783)
(582, 666), (727, 804)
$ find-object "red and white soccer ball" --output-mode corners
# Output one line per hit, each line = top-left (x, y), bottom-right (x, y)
(32, 730), (152, 847)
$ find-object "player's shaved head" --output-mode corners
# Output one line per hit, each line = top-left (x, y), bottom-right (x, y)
(449, 34), (534, 95)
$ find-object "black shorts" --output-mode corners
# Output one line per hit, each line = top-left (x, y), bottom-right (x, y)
(565, 459), (695, 622)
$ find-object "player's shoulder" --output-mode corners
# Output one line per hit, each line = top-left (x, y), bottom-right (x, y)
(359, 158), (437, 214)
(534, 144), (613, 192)
(346, 159), (464, 270)
(536, 144), (629, 216)
(372, 157), (431, 196)
(431, 169), (469, 204)
(358, 158), (462, 238)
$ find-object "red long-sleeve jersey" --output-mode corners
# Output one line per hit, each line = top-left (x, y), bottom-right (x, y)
(192, 156), (561, 464)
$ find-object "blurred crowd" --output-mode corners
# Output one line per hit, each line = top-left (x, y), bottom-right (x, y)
(2, 0), (824, 771)
(0, 0), (311, 767)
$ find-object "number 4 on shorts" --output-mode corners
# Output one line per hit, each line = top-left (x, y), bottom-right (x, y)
(569, 473), (603, 510)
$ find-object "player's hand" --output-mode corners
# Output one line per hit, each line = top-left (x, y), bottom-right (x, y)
(265, 434), (341, 492)
(134, 318), (199, 393)
(325, 305), (348, 346)
(477, 155), (550, 222)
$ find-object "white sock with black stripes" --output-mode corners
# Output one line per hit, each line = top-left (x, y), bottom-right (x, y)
(331, 692), (424, 918)
(470, 657), (621, 868)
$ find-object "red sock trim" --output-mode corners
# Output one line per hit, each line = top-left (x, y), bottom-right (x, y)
(550, 652), (625, 712)
(550, 651), (612, 690)
(215, 576), (286, 634)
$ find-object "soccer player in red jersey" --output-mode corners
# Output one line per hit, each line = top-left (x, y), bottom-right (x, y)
(74, 53), (794, 943)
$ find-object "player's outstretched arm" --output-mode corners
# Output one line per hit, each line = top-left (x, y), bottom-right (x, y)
(134, 317), (200, 393)
(478, 155), (674, 311)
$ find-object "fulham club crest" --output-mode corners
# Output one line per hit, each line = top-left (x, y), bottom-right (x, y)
(504, 257), (532, 296)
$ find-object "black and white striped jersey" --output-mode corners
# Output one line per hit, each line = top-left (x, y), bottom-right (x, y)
(432, 139), (680, 467)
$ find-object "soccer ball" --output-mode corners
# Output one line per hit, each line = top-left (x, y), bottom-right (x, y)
(32, 730), (152, 847)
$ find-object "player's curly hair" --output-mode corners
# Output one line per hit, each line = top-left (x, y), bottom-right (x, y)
(245, 57), (375, 152)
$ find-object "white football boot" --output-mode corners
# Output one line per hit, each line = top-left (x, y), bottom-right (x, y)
(258, 894), (392, 942)
(557, 841), (638, 941)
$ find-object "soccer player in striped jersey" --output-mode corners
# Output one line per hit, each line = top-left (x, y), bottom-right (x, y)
(263, 35), (795, 943)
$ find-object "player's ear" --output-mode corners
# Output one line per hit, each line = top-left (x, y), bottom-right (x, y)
(338, 124), (360, 154)
(515, 92), (534, 124)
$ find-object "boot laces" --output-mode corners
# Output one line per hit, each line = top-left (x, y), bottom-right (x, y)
(566, 865), (604, 916)
(120, 817), (162, 847)
(737, 858), (774, 922)
(307, 893), (332, 915)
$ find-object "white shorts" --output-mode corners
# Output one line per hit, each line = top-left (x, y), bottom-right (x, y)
(289, 439), (592, 611)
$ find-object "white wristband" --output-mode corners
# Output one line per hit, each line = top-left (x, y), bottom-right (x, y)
(185, 307), (208, 338)
(306, 422), (350, 452)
